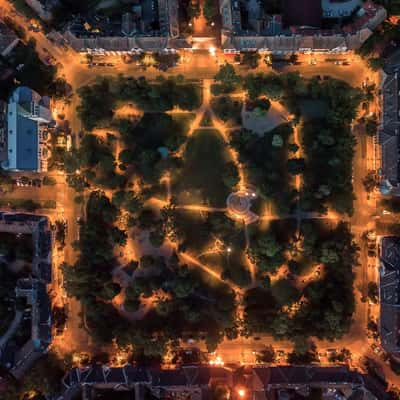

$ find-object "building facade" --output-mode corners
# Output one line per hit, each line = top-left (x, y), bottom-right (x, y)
(379, 52), (400, 196)
(64, 0), (183, 54)
(0, 21), (19, 57)
(379, 236), (400, 355)
(1, 86), (52, 172)
(219, 0), (386, 53)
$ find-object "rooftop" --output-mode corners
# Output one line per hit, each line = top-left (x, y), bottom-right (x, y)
(0, 20), (19, 57)
(282, 0), (322, 28)
(379, 237), (400, 353)
(379, 62), (400, 194)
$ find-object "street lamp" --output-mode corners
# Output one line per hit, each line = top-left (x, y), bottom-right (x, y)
(237, 388), (246, 397)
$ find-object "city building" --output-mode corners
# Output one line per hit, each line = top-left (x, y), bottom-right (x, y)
(282, 0), (323, 28)
(378, 236), (400, 355)
(1, 86), (53, 172)
(60, 365), (388, 400)
(322, 0), (363, 19)
(0, 212), (53, 379)
(0, 21), (19, 57)
(24, 0), (59, 22)
(64, 0), (184, 54)
(379, 51), (400, 196)
(252, 366), (389, 399)
(219, 0), (386, 53)
(61, 366), (232, 400)
(0, 100), (7, 164)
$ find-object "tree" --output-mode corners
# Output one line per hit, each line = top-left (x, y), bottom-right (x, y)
(102, 282), (121, 300)
(256, 346), (275, 363)
(112, 190), (126, 208)
(289, 53), (298, 64)
(368, 57), (385, 71)
(253, 97), (271, 112)
(0, 172), (14, 193)
(119, 148), (135, 165)
(287, 158), (305, 175)
(77, 78), (116, 130)
(55, 220), (66, 247)
(241, 52), (260, 69)
(110, 227), (127, 246)
(140, 255), (156, 269)
(149, 230), (165, 247)
(153, 52), (180, 71)
(363, 171), (378, 193)
(213, 63), (241, 93)
(288, 338), (318, 364)
(365, 118), (378, 136)
(203, 0), (218, 23)
(271, 279), (300, 307)
(367, 282), (379, 304)
(287, 259), (301, 275)
(248, 232), (285, 272)
(124, 191), (143, 214)
(48, 77), (72, 100)
(212, 96), (242, 124)
(222, 161), (240, 188)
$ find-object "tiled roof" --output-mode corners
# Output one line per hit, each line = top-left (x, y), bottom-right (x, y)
(254, 366), (363, 387)
(379, 237), (400, 353)
(379, 69), (400, 191)
(63, 365), (151, 387)
(0, 21), (18, 56)
(282, 0), (322, 28)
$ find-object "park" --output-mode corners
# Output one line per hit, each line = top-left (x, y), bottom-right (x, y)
(60, 66), (364, 358)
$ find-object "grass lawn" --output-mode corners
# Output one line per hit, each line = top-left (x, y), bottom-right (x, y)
(172, 129), (233, 207)
(127, 113), (187, 151)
